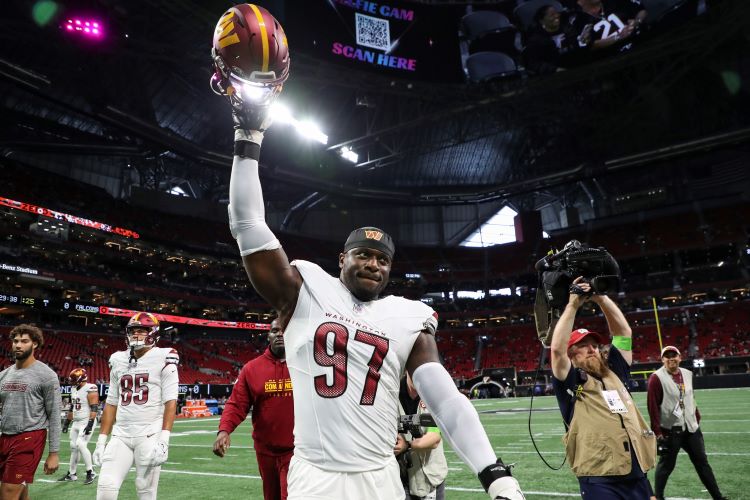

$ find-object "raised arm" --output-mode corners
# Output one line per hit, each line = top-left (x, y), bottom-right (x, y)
(228, 123), (301, 319)
(592, 294), (633, 365)
(550, 278), (590, 380)
(229, 130), (302, 316)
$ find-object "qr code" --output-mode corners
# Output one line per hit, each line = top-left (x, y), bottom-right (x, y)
(355, 13), (390, 51)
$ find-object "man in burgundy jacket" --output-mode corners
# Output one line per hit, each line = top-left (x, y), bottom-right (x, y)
(213, 319), (294, 500)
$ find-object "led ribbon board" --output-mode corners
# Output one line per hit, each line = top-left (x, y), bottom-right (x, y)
(99, 306), (270, 330)
(0, 196), (139, 239)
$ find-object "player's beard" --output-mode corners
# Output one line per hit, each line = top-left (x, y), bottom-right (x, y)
(14, 345), (33, 361)
(578, 354), (610, 378)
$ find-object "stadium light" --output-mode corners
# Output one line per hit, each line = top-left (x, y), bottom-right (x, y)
(339, 146), (358, 163)
(268, 102), (328, 144)
(270, 102), (294, 125)
(297, 120), (328, 145)
(65, 18), (104, 39)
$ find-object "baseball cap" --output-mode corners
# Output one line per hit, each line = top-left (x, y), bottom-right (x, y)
(661, 345), (681, 357)
(343, 227), (395, 260)
(567, 328), (605, 349)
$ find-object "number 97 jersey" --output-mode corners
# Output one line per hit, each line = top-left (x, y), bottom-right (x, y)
(287, 260), (438, 472)
(105, 347), (180, 437)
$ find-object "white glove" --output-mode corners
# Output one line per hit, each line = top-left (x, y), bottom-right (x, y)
(93, 434), (108, 467)
(148, 430), (170, 467)
(488, 476), (525, 500)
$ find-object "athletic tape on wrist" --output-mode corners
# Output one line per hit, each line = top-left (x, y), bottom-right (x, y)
(612, 336), (632, 351)
(234, 141), (261, 160)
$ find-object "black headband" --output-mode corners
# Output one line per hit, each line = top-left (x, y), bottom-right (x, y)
(343, 227), (395, 259)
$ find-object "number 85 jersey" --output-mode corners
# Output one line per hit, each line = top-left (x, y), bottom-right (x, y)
(105, 347), (180, 437)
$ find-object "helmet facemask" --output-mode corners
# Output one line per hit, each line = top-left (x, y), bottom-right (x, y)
(210, 51), (284, 109)
(125, 312), (161, 354)
(126, 325), (158, 351)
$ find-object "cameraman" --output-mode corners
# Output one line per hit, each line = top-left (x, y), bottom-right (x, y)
(550, 277), (657, 499)
(395, 373), (448, 500)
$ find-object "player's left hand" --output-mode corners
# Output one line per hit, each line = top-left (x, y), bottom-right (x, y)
(44, 453), (59, 475)
(149, 432), (170, 467)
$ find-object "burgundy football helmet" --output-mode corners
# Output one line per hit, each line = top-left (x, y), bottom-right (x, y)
(125, 312), (160, 350)
(210, 4), (290, 107)
(70, 367), (87, 386)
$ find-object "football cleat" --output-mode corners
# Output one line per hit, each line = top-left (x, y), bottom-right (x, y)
(84, 470), (97, 485)
(58, 472), (77, 481)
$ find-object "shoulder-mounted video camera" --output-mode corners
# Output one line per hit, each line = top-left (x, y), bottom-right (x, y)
(397, 412), (437, 470)
(533, 240), (620, 346)
(398, 412), (436, 439)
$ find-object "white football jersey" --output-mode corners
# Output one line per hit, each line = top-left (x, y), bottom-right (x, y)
(287, 260), (438, 472)
(70, 382), (99, 422)
(105, 346), (179, 437)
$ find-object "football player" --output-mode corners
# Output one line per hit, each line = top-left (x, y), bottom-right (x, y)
(213, 5), (524, 499)
(58, 367), (99, 484)
(93, 312), (179, 500)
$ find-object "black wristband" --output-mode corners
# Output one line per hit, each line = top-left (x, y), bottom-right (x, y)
(234, 141), (261, 161)
(478, 459), (513, 492)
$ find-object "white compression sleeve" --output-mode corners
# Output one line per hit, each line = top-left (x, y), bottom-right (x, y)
(412, 362), (497, 474)
(228, 131), (280, 256)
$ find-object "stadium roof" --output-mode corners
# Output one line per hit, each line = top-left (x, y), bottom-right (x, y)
(1, 0), (749, 243)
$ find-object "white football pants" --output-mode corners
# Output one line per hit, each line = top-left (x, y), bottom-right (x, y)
(287, 455), (404, 500)
(96, 435), (161, 500)
(69, 419), (96, 474)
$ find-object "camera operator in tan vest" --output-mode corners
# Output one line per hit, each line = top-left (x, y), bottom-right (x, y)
(647, 346), (728, 500)
(395, 373), (448, 500)
(550, 277), (657, 499)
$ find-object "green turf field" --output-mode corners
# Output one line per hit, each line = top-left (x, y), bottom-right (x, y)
(32, 388), (748, 499)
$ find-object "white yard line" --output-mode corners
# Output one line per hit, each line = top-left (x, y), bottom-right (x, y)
(170, 443), (253, 449)
(160, 469), (261, 480)
(37, 467), (714, 499)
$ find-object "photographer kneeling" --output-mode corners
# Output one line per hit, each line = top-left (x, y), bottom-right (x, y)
(550, 277), (657, 499)
(395, 373), (448, 500)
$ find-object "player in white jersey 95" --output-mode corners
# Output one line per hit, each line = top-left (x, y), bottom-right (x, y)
(93, 312), (179, 500)
(58, 367), (99, 485)
(219, 30), (525, 495)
